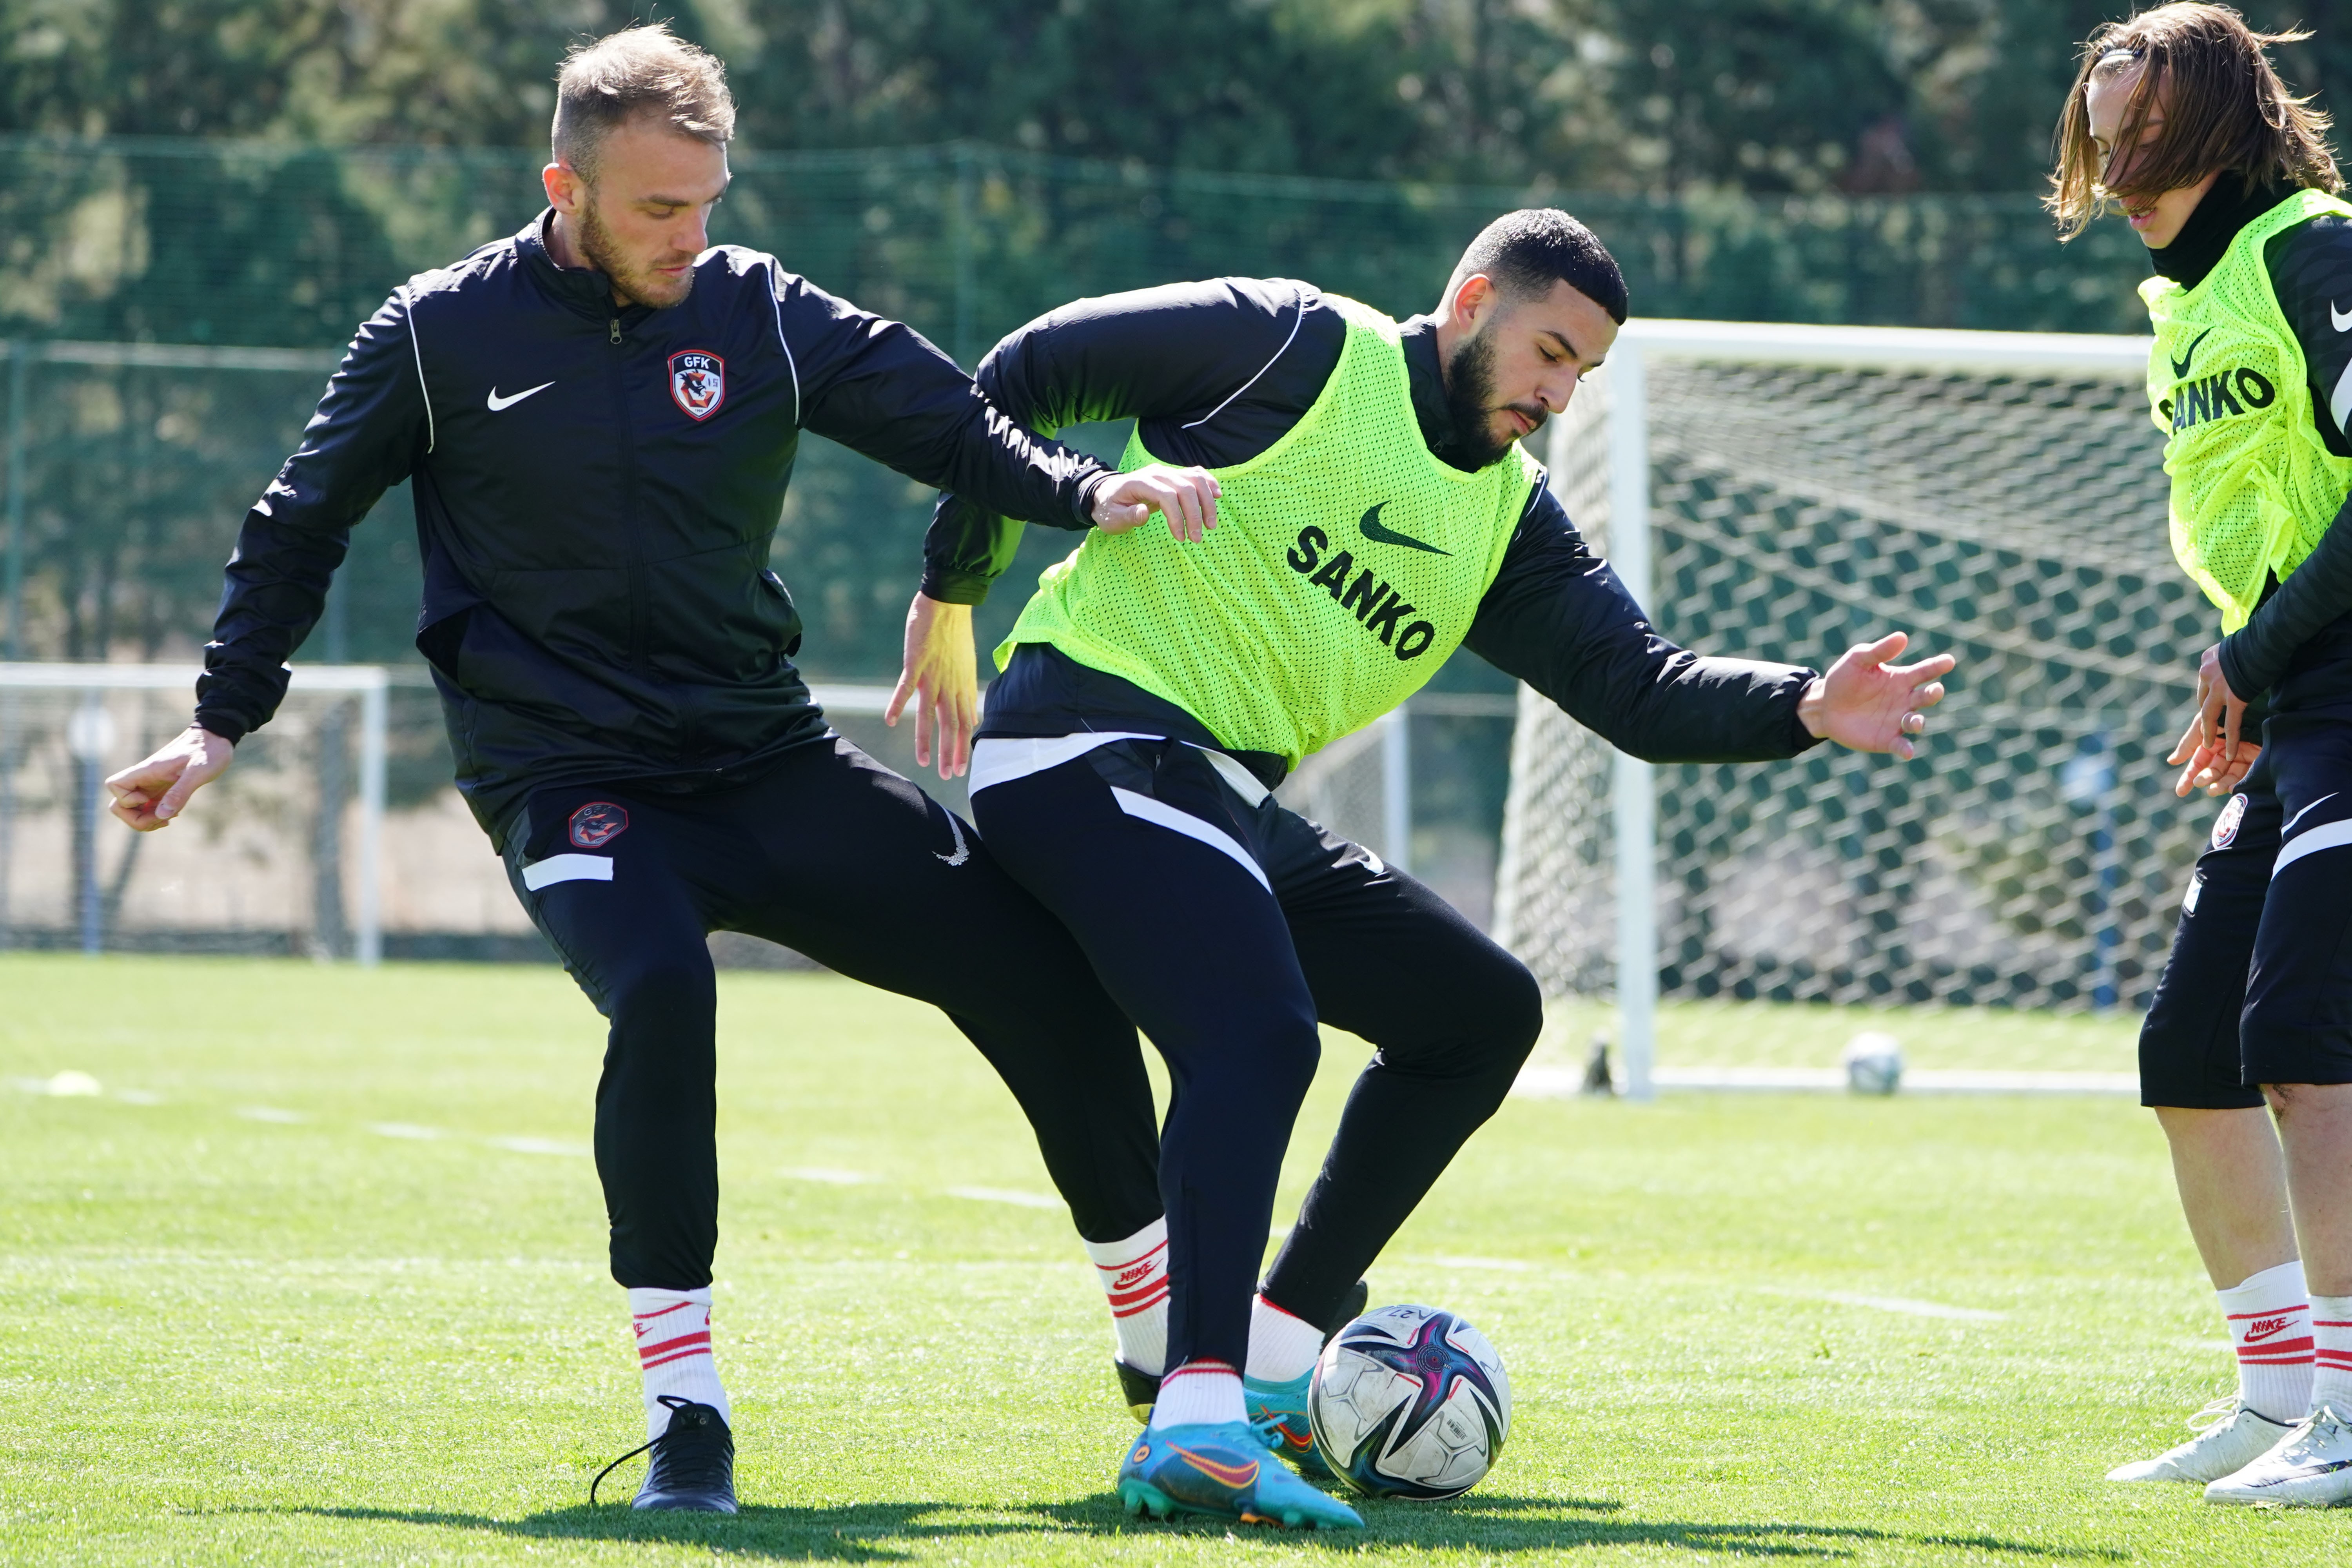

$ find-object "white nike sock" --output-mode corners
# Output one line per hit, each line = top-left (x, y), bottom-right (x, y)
(628, 1286), (731, 1440)
(2220, 1260), (2313, 1423)
(1083, 1219), (1169, 1376)
(1149, 1359), (1245, 1430)
(1243, 1293), (1325, 1385)
(2310, 1291), (2352, 1416)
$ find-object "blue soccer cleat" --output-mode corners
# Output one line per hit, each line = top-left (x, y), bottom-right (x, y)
(1245, 1369), (1331, 1477)
(1241, 1278), (1370, 1476)
(1116, 1422), (1363, 1530)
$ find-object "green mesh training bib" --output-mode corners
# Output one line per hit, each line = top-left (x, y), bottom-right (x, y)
(2142, 186), (2352, 632)
(998, 295), (1541, 767)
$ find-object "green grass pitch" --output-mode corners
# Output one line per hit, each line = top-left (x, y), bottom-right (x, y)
(1, 953), (2343, 1564)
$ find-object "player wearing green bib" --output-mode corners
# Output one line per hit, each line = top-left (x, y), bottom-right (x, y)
(890, 211), (1953, 1528)
(2054, 5), (2352, 1507)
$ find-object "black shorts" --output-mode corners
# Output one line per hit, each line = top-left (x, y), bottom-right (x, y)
(2140, 628), (2352, 1106)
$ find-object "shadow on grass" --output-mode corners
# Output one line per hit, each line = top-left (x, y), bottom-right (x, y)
(268, 1496), (2124, 1561)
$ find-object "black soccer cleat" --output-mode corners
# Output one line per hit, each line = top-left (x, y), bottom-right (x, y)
(590, 1395), (739, 1513)
(1116, 1357), (1161, 1423)
(1325, 1278), (1371, 1343)
(1113, 1277), (1372, 1422)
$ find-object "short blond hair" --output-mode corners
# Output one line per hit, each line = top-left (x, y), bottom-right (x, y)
(552, 24), (735, 186)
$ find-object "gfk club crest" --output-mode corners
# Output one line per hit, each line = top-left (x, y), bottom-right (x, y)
(669, 350), (725, 421)
(569, 801), (629, 849)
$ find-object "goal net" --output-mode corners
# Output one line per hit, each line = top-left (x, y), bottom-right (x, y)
(1493, 321), (2207, 1090)
(0, 664), (386, 960)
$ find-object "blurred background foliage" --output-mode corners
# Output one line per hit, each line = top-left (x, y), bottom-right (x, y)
(11, 2), (2352, 194)
(0, 1), (2332, 855)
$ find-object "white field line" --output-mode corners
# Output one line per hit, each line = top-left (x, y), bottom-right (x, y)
(7, 1071), (103, 1097)
(1512, 1065), (2138, 1098)
(944, 1185), (1064, 1211)
(1772, 1288), (2008, 1322)
(8, 1075), (589, 1156)
(484, 1136), (591, 1158)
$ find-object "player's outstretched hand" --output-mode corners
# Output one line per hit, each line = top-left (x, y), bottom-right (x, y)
(886, 591), (978, 780)
(1798, 632), (1955, 761)
(2166, 642), (2257, 799)
(1091, 463), (1222, 543)
(106, 725), (234, 831)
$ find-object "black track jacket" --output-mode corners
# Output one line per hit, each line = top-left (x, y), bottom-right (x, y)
(923, 278), (1821, 775)
(198, 213), (1109, 847)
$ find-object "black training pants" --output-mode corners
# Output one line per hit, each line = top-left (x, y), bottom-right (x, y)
(503, 735), (1163, 1289)
(971, 736), (1544, 1372)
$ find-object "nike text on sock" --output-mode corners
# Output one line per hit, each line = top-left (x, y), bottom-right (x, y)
(2311, 1292), (2352, 1416)
(628, 1286), (731, 1440)
(1083, 1219), (1169, 1378)
(1149, 1360), (1247, 1430)
(1244, 1292), (1327, 1385)
(2220, 1260), (2315, 1424)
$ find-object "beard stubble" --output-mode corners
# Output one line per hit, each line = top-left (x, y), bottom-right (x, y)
(575, 197), (696, 310)
(1440, 328), (1543, 471)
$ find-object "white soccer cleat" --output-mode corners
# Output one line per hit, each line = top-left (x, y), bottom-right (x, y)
(2203, 1405), (2352, 1506)
(2105, 1397), (2297, 1484)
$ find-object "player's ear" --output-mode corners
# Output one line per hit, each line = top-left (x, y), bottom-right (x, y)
(543, 161), (583, 216)
(1450, 273), (1496, 330)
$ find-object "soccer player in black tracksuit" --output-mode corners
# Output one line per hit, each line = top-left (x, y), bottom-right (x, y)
(102, 25), (1219, 1514)
(895, 211), (1949, 1524)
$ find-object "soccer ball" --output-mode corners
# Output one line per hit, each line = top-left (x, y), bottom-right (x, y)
(1307, 1303), (1510, 1499)
(1841, 1030), (1904, 1095)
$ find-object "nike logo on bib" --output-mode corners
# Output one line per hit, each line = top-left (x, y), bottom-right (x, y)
(486, 381), (554, 412)
(2170, 327), (2214, 382)
(1359, 501), (1450, 556)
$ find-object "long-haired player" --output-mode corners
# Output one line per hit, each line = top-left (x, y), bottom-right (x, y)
(2051, 2), (2352, 1506)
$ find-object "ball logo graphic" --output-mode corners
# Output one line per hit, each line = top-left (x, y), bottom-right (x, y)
(1307, 1303), (1510, 1499)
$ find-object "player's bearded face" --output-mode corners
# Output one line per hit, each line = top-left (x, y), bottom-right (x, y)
(1441, 326), (1542, 471)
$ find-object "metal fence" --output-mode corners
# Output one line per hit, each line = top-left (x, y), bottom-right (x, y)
(0, 137), (2160, 954)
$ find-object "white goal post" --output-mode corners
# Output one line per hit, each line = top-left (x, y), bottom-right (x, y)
(0, 662), (390, 961)
(1496, 319), (2176, 1100)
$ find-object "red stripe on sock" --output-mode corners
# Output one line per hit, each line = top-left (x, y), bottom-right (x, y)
(1106, 1278), (1167, 1309)
(638, 1330), (711, 1363)
(1112, 1287), (1170, 1319)
(632, 1300), (694, 1323)
(1160, 1360), (1237, 1382)
(640, 1346), (715, 1371)
(2313, 1319), (2352, 1328)
(2227, 1305), (2311, 1318)
(2239, 1337), (2316, 1359)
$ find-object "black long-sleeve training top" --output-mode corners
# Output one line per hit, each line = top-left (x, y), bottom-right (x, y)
(198, 211), (1110, 847)
(921, 278), (1822, 780)
(2152, 179), (2352, 698)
